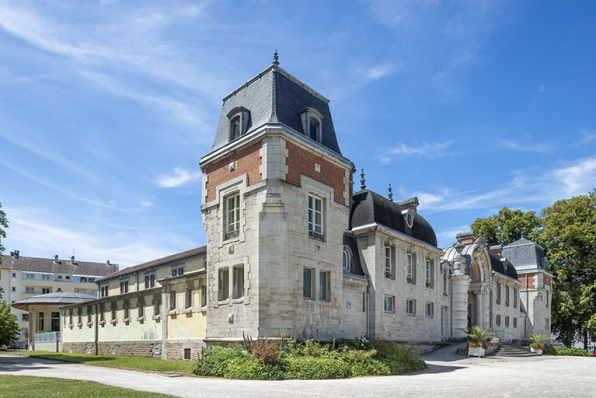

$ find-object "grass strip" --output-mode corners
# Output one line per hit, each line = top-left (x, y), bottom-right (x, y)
(0, 375), (176, 398)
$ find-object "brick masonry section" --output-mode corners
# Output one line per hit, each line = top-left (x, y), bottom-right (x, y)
(285, 141), (350, 205)
(63, 341), (159, 357)
(205, 141), (263, 203)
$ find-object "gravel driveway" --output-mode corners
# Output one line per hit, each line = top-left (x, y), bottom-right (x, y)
(1, 346), (594, 398)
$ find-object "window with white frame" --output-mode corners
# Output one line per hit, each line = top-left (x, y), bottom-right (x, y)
(303, 267), (314, 300)
(219, 268), (230, 301)
(384, 245), (395, 279)
(144, 272), (156, 289)
(425, 302), (434, 318)
(319, 270), (330, 302)
(233, 266), (244, 299)
(406, 252), (416, 284)
(425, 259), (434, 289)
(300, 107), (323, 143)
(343, 247), (351, 272)
(100, 285), (109, 298)
(119, 279), (129, 294)
(384, 295), (395, 313)
(171, 264), (185, 277)
(496, 314), (501, 326)
(406, 299), (416, 315)
(308, 195), (324, 241)
(225, 193), (240, 239)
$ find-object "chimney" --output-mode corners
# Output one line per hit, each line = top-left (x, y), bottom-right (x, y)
(107, 260), (111, 266)
(490, 245), (503, 256)
(10, 250), (20, 259)
(70, 255), (77, 265)
(456, 231), (475, 246)
(396, 197), (420, 213)
(54, 255), (60, 264)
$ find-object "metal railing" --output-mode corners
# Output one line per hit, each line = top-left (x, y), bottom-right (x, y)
(34, 331), (60, 342)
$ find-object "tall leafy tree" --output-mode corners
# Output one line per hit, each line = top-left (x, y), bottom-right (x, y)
(540, 191), (596, 348)
(471, 207), (540, 247)
(0, 300), (19, 346)
(0, 201), (7, 266)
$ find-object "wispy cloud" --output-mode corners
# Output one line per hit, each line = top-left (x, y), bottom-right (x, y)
(579, 128), (596, 144)
(552, 157), (596, 198)
(366, 63), (394, 81)
(436, 224), (471, 247)
(500, 139), (552, 153)
(377, 140), (455, 164)
(537, 85), (546, 93)
(156, 167), (200, 188)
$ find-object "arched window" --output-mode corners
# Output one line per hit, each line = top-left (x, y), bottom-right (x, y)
(300, 107), (324, 143)
(343, 246), (352, 272)
(309, 118), (319, 141)
(227, 107), (251, 142)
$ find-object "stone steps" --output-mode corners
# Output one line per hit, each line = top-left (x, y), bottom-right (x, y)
(494, 345), (541, 357)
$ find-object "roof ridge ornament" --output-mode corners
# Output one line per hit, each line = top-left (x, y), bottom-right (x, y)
(273, 49), (279, 65)
(388, 183), (393, 201)
(360, 169), (366, 190)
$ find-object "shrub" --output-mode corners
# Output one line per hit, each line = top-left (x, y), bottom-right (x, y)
(543, 345), (588, 357)
(339, 348), (390, 377)
(225, 357), (285, 380)
(251, 341), (280, 364)
(194, 345), (246, 377)
(284, 355), (351, 379)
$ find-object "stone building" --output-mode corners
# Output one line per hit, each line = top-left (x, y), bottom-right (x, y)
(57, 58), (551, 359)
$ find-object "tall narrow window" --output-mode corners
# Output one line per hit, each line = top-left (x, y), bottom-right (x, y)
(124, 301), (130, 320)
(406, 299), (416, 315)
(38, 312), (45, 331)
(87, 306), (93, 323)
(513, 318), (517, 328)
(443, 269), (448, 295)
(230, 116), (241, 141)
(514, 288), (518, 308)
(308, 196), (323, 240)
(425, 302), (434, 318)
(309, 118), (319, 141)
(120, 279), (129, 294)
(505, 286), (510, 307)
(406, 253), (416, 284)
(111, 304), (117, 321)
(186, 288), (193, 309)
(99, 303), (105, 322)
(226, 194), (240, 239)
(201, 285), (207, 307)
(78, 308), (83, 324)
(425, 259), (434, 289)
(170, 291), (177, 311)
(546, 290), (549, 307)
(320, 270), (330, 302)
(138, 298), (144, 318)
(154, 295), (161, 317)
(343, 248), (351, 272)
(303, 268), (314, 299)
(384, 246), (395, 279)
(384, 295), (395, 313)
(219, 269), (229, 300)
(496, 314), (501, 326)
(233, 266), (244, 299)
(496, 283), (501, 305)
(145, 273), (156, 289)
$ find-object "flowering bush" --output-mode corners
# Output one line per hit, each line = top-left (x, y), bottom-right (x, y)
(251, 341), (280, 364)
(529, 342), (545, 350)
(469, 341), (489, 349)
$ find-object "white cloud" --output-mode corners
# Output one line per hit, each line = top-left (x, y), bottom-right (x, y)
(436, 224), (471, 247)
(156, 167), (200, 188)
(377, 140), (454, 164)
(500, 140), (552, 153)
(552, 157), (596, 198)
(366, 63), (394, 81)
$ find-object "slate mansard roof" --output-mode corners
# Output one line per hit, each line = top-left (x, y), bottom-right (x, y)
(502, 237), (548, 272)
(349, 190), (438, 247)
(210, 64), (342, 155)
(0, 255), (118, 276)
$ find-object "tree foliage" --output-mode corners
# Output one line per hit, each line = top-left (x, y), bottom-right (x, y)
(539, 191), (596, 347)
(0, 299), (19, 346)
(0, 201), (7, 265)
(471, 207), (540, 247)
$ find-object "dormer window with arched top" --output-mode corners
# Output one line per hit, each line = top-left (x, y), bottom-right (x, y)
(227, 107), (251, 142)
(301, 107), (323, 143)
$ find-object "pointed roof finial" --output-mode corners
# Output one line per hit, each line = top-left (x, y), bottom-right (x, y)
(388, 183), (393, 201)
(360, 169), (366, 190)
(273, 49), (280, 65)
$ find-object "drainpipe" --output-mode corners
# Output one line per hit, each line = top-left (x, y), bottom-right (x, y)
(94, 303), (99, 356)
(366, 275), (371, 339)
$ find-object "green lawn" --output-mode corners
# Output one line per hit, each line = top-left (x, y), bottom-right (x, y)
(0, 375), (176, 397)
(13, 351), (196, 374)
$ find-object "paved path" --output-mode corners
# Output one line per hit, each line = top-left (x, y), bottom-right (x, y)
(1, 346), (594, 397)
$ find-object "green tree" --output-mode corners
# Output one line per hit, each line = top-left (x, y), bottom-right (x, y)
(0, 299), (19, 346)
(471, 207), (540, 247)
(540, 191), (596, 348)
(0, 201), (7, 265)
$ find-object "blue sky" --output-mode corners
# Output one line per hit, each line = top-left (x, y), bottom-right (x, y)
(1, 0), (595, 268)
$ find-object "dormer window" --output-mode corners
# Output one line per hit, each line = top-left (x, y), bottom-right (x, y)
(227, 107), (251, 142)
(301, 107), (323, 143)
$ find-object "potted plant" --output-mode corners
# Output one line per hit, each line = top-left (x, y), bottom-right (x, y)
(467, 325), (495, 357)
(528, 334), (549, 355)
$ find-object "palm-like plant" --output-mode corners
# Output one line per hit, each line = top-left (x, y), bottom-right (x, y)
(528, 333), (549, 350)
(467, 325), (495, 343)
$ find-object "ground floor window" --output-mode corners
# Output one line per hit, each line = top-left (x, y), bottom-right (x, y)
(496, 314), (501, 327)
(303, 268), (314, 299)
(233, 266), (244, 299)
(425, 302), (434, 318)
(384, 295), (395, 313)
(406, 299), (416, 316)
(51, 312), (60, 331)
(505, 316), (510, 327)
(513, 317), (517, 328)
(219, 269), (230, 300)
(319, 270), (330, 301)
